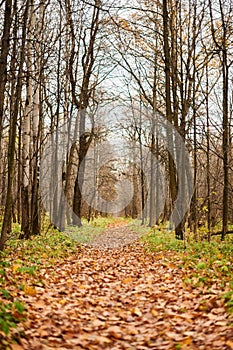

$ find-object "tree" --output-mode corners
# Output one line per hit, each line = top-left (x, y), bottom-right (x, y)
(209, 0), (233, 240)
(0, 0), (12, 143)
(0, 0), (30, 250)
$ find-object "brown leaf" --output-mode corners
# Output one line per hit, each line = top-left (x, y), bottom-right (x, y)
(107, 325), (123, 339)
(226, 340), (233, 349)
(10, 345), (24, 350)
(4, 233), (232, 350)
(131, 307), (142, 317)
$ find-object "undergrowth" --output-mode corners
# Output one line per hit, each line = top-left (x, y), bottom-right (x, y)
(0, 224), (79, 344)
(1, 216), (233, 343)
(142, 226), (233, 313)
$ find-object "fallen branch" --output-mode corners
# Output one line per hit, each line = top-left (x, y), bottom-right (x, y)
(203, 230), (233, 239)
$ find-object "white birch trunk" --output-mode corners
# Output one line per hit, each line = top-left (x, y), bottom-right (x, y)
(21, 3), (33, 237)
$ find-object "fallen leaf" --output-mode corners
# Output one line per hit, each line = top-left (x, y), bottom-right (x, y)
(107, 325), (123, 339)
(131, 307), (142, 317)
(23, 285), (37, 296)
(226, 340), (233, 349)
(151, 308), (158, 317)
(10, 345), (24, 350)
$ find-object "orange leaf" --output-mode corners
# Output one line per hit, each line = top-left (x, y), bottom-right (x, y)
(10, 345), (24, 350)
(226, 340), (233, 349)
(24, 285), (37, 296)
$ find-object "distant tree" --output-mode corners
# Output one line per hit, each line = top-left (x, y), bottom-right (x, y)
(209, 0), (233, 240)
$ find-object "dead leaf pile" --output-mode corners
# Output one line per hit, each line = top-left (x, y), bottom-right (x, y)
(3, 227), (233, 350)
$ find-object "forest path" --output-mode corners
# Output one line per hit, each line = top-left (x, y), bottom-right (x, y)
(83, 221), (141, 249)
(18, 226), (233, 350)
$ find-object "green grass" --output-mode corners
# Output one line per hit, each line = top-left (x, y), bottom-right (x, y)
(0, 300), (26, 335)
(142, 227), (233, 312)
(2, 227), (77, 262)
(126, 218), (151, 235)
(0, 224), (80, 345)
(65, 224), (105, 244)
(142, 227), (233, 274)
(64, 216), (150, 243)
(64, 216), (116, 243)
(142, 225), (186, 252)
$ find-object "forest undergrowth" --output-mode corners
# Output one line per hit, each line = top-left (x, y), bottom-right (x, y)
(0, 217), (233, 349)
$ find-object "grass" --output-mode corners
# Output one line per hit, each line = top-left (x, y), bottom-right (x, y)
(0, 223), (82, 346)
(64, 216), (150, 244)
(65, 223), (105, 244)
(64, 216), (122, 243)
(142, 226), (233, 313)
(1, 216), (140, 342)
(126, 218), (152, 235)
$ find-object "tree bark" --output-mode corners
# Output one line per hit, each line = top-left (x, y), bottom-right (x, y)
(0, 0), (12, 142)
(162, 0), (182, 239)
(0, 0), (30, 250)
(72, 1), (100, 226)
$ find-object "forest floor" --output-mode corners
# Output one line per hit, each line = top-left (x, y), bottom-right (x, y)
(1, 219), (233, 350)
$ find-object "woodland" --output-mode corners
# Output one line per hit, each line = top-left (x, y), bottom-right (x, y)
(0, 0), (233, 349)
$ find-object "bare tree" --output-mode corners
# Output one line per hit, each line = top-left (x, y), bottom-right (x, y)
(0, 0), (30, 250)
(209, 0), (233, 240)
(0, 0), (12, 142)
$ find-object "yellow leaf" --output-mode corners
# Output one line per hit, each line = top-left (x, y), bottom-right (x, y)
(67, 279), (73, 287)
(24, 285), (37, 296)
(122, 277), (133, 284)
(181, 336), (192, 345)
(12, 264), (21, 272)
(151, 308), (158, 317)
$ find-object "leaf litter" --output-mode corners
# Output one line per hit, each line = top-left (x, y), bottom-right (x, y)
(1, 225), (233, 350)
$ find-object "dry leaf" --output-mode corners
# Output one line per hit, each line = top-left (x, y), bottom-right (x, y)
(107, 325), (123, 339)
(131, 307), (142, 317)
(10, 345), (24, 350)
(24, 285), (37, 296)
(226, 340), (233, 349)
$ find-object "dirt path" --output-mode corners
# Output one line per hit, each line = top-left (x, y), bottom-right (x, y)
(18, 227), (233, 350)
(85, 223), (141, 249)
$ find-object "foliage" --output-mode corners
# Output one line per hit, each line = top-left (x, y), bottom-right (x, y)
(0, 225), (79, 347)
(64, 216), (147, 244)
(0, 300), (26, 335)
(126, 218), (151, 235)
(0, 218), (232, 348)
(143, 227), (233, 312)
(65, 220), (105, 244)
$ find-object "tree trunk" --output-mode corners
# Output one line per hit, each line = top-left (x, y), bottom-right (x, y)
(0, 0), (30, 250)
(0, 0), (12, 142)
(162, 0), (182, 239)
(72, 1), (100, 226)
(221, 49), (229, 240)
(21, 4), (33, 238)
(209, 0), (230, 241)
